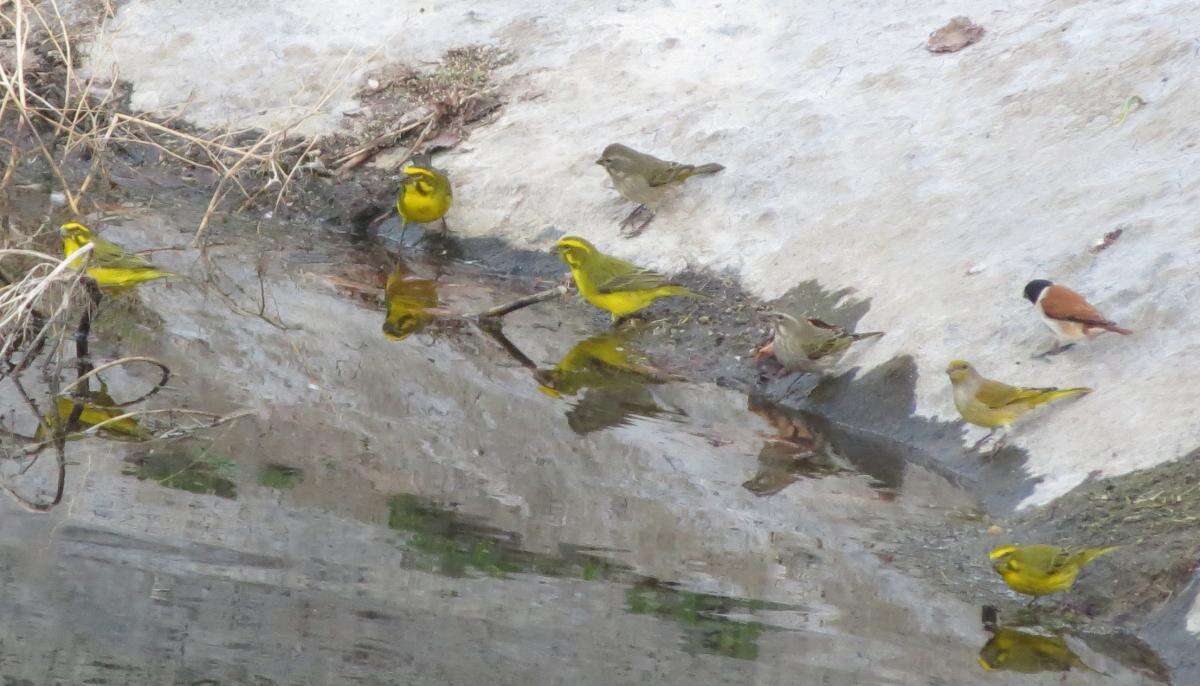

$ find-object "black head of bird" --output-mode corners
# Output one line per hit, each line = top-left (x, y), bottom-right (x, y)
(1023, 279), (1053, 304)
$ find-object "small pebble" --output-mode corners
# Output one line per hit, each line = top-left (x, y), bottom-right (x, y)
(49, 191), (66, 206)
(986, 524), (1003, 535)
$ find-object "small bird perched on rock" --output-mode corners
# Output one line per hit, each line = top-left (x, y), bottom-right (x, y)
(1023, 279), (1131, 356)
(989, 544), (1119, 602)
(945, 360), (1090, 450)
(760, 312), (884, 375)
(595, 143), (723, 237)
(395, 152), (452, 244)
(60, 222), (172, 291)
(553, 235), (701, 323)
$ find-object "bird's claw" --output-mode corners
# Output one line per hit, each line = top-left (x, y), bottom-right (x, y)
(1032, 343), (1074, 361)
(619, 205), (654, 237)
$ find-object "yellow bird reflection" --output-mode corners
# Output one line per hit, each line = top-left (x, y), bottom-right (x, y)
(381, 263), (441, 341)
(535, 332), (680, 434)
(979, 627), (1103, 675)
(36, 381), (149, 441)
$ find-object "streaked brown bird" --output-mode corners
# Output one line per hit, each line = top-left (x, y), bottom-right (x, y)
(1023, 279), (1130, 355)
(596, 143), (723, 237)
(759, 312), (884, 376)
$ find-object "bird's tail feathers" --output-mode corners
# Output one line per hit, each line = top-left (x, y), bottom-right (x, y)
(1069, 545), (1120, 568)
(661, 285), (708, 300)
(691, 162), (724, 175)
(1033, 386), (1092, 407)
(1100, 322), (1132, 335)
(850, 330), (885, 342)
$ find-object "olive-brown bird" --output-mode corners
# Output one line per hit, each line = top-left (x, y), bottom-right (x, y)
(596, 143), (723, 237)
(1023, 279), (1130, 355)
(945, 360), (1090, 450)
(989, 544), (1119, 603)
(761, 312), (884, 375)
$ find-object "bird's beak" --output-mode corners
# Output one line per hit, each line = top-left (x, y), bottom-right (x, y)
(594, 158), (604, 166)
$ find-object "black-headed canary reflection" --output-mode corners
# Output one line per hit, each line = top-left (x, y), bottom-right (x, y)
(979, 627), (1102, 675)
(535, 332), (679, 435)
(382, 262), (440, 341)
(36, 381), (149, 442)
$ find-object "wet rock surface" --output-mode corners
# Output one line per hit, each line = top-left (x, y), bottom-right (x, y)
(0, 189), (1191, 683)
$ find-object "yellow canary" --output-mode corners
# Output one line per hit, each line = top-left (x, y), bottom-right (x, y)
(60, 222), (172, 290)
(382, 263), (440, 341)
(553, 236), (701, 322)
(395, 153), (452, 242)
(945, 361), (1090, 445)
(764, 312), (883, 374)
(978, 627), (1101, 674)
(36, 383), (149, 441)
(989, 544), (1119, 599)
(596, 143), (723, 236)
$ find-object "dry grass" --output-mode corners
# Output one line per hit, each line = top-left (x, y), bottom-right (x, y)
(0, 0), (348, 246)
(333, 45), (512, 171)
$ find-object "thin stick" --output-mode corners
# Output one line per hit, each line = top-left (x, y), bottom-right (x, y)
(477, 285), (568, 320)
(478, 319), (539, 371)
(58, 355), (171, 399)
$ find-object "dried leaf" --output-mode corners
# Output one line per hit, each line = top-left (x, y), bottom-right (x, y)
(1090, 228), (1123, 254)
(927, 17), (985, 53)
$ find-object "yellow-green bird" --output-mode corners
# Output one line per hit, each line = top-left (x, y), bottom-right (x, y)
(596, 143), (723, 236)
(989, 544), (1119, 602)
(945, 360), (1090, 449)
(553, 235), (701, 323)
(395, 152), (452, 244)
(978, 627), (1101, 674)
(763, 312), (884, 375)
(60, 222), (172, 291)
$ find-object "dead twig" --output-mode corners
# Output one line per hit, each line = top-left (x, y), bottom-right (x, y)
(476, 285), (569, 320)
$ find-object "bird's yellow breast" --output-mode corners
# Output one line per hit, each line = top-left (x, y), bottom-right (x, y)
(568, 265), (670, 319)
(397, 169), (452, 223)
(998, 566), (1078, 597)
(954, 396), (1020, 428)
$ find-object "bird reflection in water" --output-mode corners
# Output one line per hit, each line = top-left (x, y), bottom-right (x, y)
(481, 324), (681, 435)
(977, 605), (1103, 675)
(381, 261), (442, 341)
(36, 380), (150, 442)
(536, 332), (683, 435)
(741, 396), (852, 496)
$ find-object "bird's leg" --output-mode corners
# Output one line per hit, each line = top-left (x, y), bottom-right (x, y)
(440, 217), (450, 233)
(970, 429), (997, 453)
(1033, 342), (1075, 360)
(989, 435), (1008, 458)
(398, 221), (414, 246)
(782, 373), (807, 398)
(619, 205), (654, 237)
